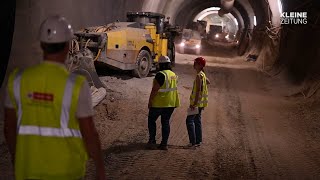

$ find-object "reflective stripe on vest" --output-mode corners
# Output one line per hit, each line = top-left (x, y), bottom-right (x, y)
(13, 70), (23, 127)
(194, 100), (208, 104)
(13, 72), (82, 138)
(190, 94), (208, 103)
(157, 71), (178, 92)
(18, 126), (82, 137)
(191, 94), (208, 99)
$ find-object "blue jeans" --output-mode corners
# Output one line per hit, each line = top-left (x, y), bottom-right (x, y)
(186, 107), (203, 144)
(148, 107), (175, 145)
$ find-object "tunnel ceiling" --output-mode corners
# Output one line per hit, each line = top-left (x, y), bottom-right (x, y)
(142, 0), (262, 30)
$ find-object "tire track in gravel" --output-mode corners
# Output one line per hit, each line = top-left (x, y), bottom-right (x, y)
(231, 67), (320, 179)
(209, 67), (258, 179)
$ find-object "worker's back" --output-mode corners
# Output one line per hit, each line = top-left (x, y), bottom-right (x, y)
(7, 61), (88, 180)
(151, 69), (180, 108)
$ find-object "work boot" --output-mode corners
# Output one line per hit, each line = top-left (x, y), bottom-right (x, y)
(187, 143), (196, 149)
(158, 144), (168, 151)
(146, 140), (157, 150)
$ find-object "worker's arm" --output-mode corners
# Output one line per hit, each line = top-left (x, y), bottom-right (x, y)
(148, 81), (161, 108)
(4, 108), (17, 164)
(78, 117), (105, 180)
(202, 69), (210, 85)
(191, 75), (201, 109)
(76, 81), (105, 180)
(4, 86), (17, 164)
(206, 77), (211, 85)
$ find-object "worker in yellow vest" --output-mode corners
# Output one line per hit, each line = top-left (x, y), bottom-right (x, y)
(186, 57), (209, 147)
(4, 15), (106, 180)
(147, 56), (180, 150)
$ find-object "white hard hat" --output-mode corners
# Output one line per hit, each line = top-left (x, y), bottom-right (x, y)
(158, 56), (171, 63)
(39, 15), (74, 43)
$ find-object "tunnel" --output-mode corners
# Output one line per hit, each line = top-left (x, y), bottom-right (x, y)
(1, 0), (320, 179)
(1, 0), (319, 86)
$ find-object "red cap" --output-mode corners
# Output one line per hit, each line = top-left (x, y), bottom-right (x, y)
(194, 57), (206, 67)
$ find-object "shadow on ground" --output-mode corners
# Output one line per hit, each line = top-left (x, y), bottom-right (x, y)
(95, 61), (156, 80)
(94, 61), (133, 80)
(103, 143), (196, 156)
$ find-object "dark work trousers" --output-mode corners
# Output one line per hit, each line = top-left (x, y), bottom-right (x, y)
(148, 107), (175, 145)
(186, 107), (204, 144)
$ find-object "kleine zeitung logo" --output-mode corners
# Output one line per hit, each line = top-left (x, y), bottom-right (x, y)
(280, 12), (307, 25)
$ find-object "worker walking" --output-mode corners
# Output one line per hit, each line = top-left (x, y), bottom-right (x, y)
(147, 56), (180, 150)
(4, 15), (106, 180)
(186, 57), (209, 147)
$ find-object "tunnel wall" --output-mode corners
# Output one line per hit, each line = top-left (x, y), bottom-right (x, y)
(0, 0), (15, 88)
(275, 1), (320, 83)
(247, 0), (279, 68)
(6, 0), (144, 73)
(175, 1), (220, 28)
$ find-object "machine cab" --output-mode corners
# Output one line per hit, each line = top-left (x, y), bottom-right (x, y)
(127, 12), (165, 34)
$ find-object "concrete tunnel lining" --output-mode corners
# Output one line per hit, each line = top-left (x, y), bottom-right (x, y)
(171, 0), (255, 54)
(153, 0), (255, 30)
(193, 8), (240, 36)
(193, 7), (241, 28)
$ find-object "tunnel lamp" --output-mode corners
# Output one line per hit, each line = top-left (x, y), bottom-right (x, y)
(195, 7), (221, 20)
(180, 42), (185, 47)
(254, 16), (257, 26)
(234, 18), (238, 26)
(196, 45), (201, 49)
(225, 35), (229, 39)
(278, 0), (283, 14)
(215, 34), (219, 38)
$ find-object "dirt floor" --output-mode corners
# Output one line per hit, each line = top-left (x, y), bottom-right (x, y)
(1, 44), (320, 179)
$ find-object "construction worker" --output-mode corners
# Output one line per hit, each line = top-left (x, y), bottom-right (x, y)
(186, 57), (209, 147)
(147, 56), (180, 150)
(4, 15), (106, 180)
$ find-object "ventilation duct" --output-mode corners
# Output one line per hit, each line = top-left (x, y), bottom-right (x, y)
(218, 0), (234, 17)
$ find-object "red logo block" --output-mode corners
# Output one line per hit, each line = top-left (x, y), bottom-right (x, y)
(32, 92), (54, 102)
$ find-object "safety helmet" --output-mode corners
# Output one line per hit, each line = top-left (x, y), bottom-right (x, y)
(194, 57), (206, 67)
(158, 55), (171, 63)
(39, 15), (74, 43)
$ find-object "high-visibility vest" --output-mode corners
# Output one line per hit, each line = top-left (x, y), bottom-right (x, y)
(152, 70), (180, 108)
(190, 71), (208, 107)
(7, 62), (88, 180)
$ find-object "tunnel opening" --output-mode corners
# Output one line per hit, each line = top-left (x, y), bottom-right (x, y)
(173, 0), (253, 58)
(193, 7), (239, 43)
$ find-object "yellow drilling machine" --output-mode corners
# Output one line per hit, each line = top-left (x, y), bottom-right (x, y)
(67, 12), (180, 88)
